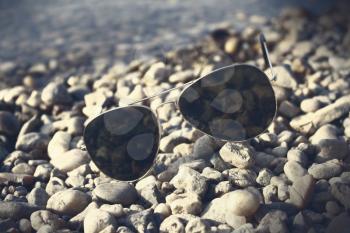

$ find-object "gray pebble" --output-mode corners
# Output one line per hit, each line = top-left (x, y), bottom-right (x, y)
(41, 82), (72, 106)
(27, 187), (49, 207)
(219, 142), (255, 168)
(84, 209), (117, 233)
(94, 182), (137, 205)
(166, 191), (202, 215)
(308, 159), (342, 179)
(0, 111), (20, 137)
(30, 210), (66, 231)
(283, 161), (307, 182)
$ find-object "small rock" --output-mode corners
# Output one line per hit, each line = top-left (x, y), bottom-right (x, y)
(18, 218), (32, 233)
(170, 166), (208, 196)
(50, 149), (90, 173)
(100, 204), (124, 218)
(41, 82), (72, 106)
(12, 163), (35, 175)
(201, 167), (223, 182)
(202, 189), (260, 223)
(287, 149), (308, 167)
(154, 203), (171, 218)
(224, 168), (257, 188)
(266, 65), (298, 89)
(47, 131), (71, 160)
(219, 142), (255, 168)
(308, 159), (342, 179)
(0, 201), (40, 220)
(279, 100), (300, 118)
(284, 161), (307, 183)
(84, 209), (117, 233)
(256, 210), (288, 233)
(185, 218), (210, 233)
(288, 174), (315, 209)
(256, 168), (274, 186)
(143, 62), (170, 86)
(94, 182), (137, 205)
(15, 132), (49, 154)
(120, 208), (156, 233)
(159, 215), (186, 233)
(169, 70), (194, 83)
(316, 139), (348, 162)
(47, 189), (91, 215)
(166, 192), (202, 215)
(27, 187), (49, 207)
(300, 98), (322, 113)
(331, 182), (350, 209)
(30, 210), (66, 231)
(326, 212), (350, 233)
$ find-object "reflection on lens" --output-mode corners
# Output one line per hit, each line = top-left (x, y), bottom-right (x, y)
(178, 64), (276, 141)
(84, 106), (160, 181)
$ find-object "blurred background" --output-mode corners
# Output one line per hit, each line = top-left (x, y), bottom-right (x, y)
(0, 0), (348, 88)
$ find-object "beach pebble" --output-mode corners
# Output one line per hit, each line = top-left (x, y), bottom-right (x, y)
(27, 187), (49, 207)
(288, 174), (315, 209)
(41, 82), (72, 106)
(256, 168), (274, 186)
(166, 192), (202, 215)
(316, 139), (348, 162)
(94, 182), (138, 205)
(0, 201), (40, 220)
(266, 65), (297, 89)
(224, 168), (257, 188)
(185, 218), (210, 233)
(308, 159), (342, 179)
(326, 212), (350, 233)
(84, 209), (117, 233)
(50, 149), (90, 173)
(202, 189), (260, 223)
(47, 131), (71, 160)
(30, 210), (66, 231)
(219, 142), (255, 168)
(47, 189), (91, 215)
(331, 182), (350, 209)
(284, 161), (307, 183)
(170, 166), (208, 196)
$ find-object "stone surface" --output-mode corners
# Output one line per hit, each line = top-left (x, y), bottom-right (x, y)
(288, 174), (315, 209)
(266, 65), (298, 89)
(94, 182), (138, 205)
(308, 159), (342, 179)
(41, 82), (72, 105)
(331, 182), (350, 209)
(30, 210), (66, 231)
(284, 161), (307, 183)
(84, 209), (117, 233)
(170, 166), (208, 196)
(27, 187), (49, 207)
(50, 149), (90, 173)
(0, 201), (40, 220)
(166, 192), (202, 215)
(202, 189), (260, 223)
(219, 142), (255, 168)
(47, 189), (91, 215)
(47, 131), (71, 160)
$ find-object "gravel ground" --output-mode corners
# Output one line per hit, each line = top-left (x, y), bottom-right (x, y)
(0, 2), (350, 233)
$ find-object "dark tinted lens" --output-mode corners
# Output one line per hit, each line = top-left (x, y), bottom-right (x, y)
(84, 106), (160, 181)
(178, 64), (276, 141)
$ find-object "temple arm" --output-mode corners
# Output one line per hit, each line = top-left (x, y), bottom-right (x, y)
(259, 33), (276, 81)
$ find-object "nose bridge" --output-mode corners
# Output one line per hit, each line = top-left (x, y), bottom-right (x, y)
(154, 99), (177, 117)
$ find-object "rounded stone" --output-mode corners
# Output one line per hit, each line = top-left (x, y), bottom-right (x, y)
(94, 182), (137, 205)
(41, 82), (72, 106)
(47, 189), (91, 215)
(219, 142), (255, 168)
(50, 149), (90, 173)
(30, 210), (66, 231)
(84, 209), (117, 233)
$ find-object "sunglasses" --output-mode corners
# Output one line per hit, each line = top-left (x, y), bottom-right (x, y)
(83, 33), (277, 182)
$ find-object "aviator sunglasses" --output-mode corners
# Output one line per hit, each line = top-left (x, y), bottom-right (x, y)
(83, 33), (277, 182)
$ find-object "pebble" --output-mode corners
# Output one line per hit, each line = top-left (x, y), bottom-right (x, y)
(288, 174), (315, 209)
(283, 161), (307, 183)
(27, 187), (49, 207)
(331, 182), (350, 209)
(15, 132), (49, 154)
(326, 212), (350, 233)
(120, 208), (156, 232)
(266, 65), (298, 89)
(135, 176), (161, 205)
(256, 168), (274, 186)
(185, 218), (210, 233)
(47, 131), (71, 160)
(0, 111), (20, 137)
(41, 82), (72, 106)
(300, 98), (322, 113)
(308, 159), (342, 179)
(219, 142), (255, 168)
(287, 149), (308, 167)
(202, 189), (260, 224)
(100, 204), (124, 218)
(94, 182), (138, 205)
(170, 166), (208, 196)
(154, 203), (171, 218)
(50, 149), (90, 173)
(84, 209), (117, 233)
(47, 189), (91, 215)
(279, 100), (300, 118)
(256, 210), (288, 233)
(12, 163), (35, 175)
(223, 168), (257, 188)
(0, 201), (40, 220)
(143, 62), (170, 86)
(169, 70), (194, 83)
(201, 167), (223, 182)
(45, 177), (67, 196)
(19, 218), (32, 233)
(30, 210), (66, 231)
(316, 139), (348, 162)
(166, 192), (202, 215)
